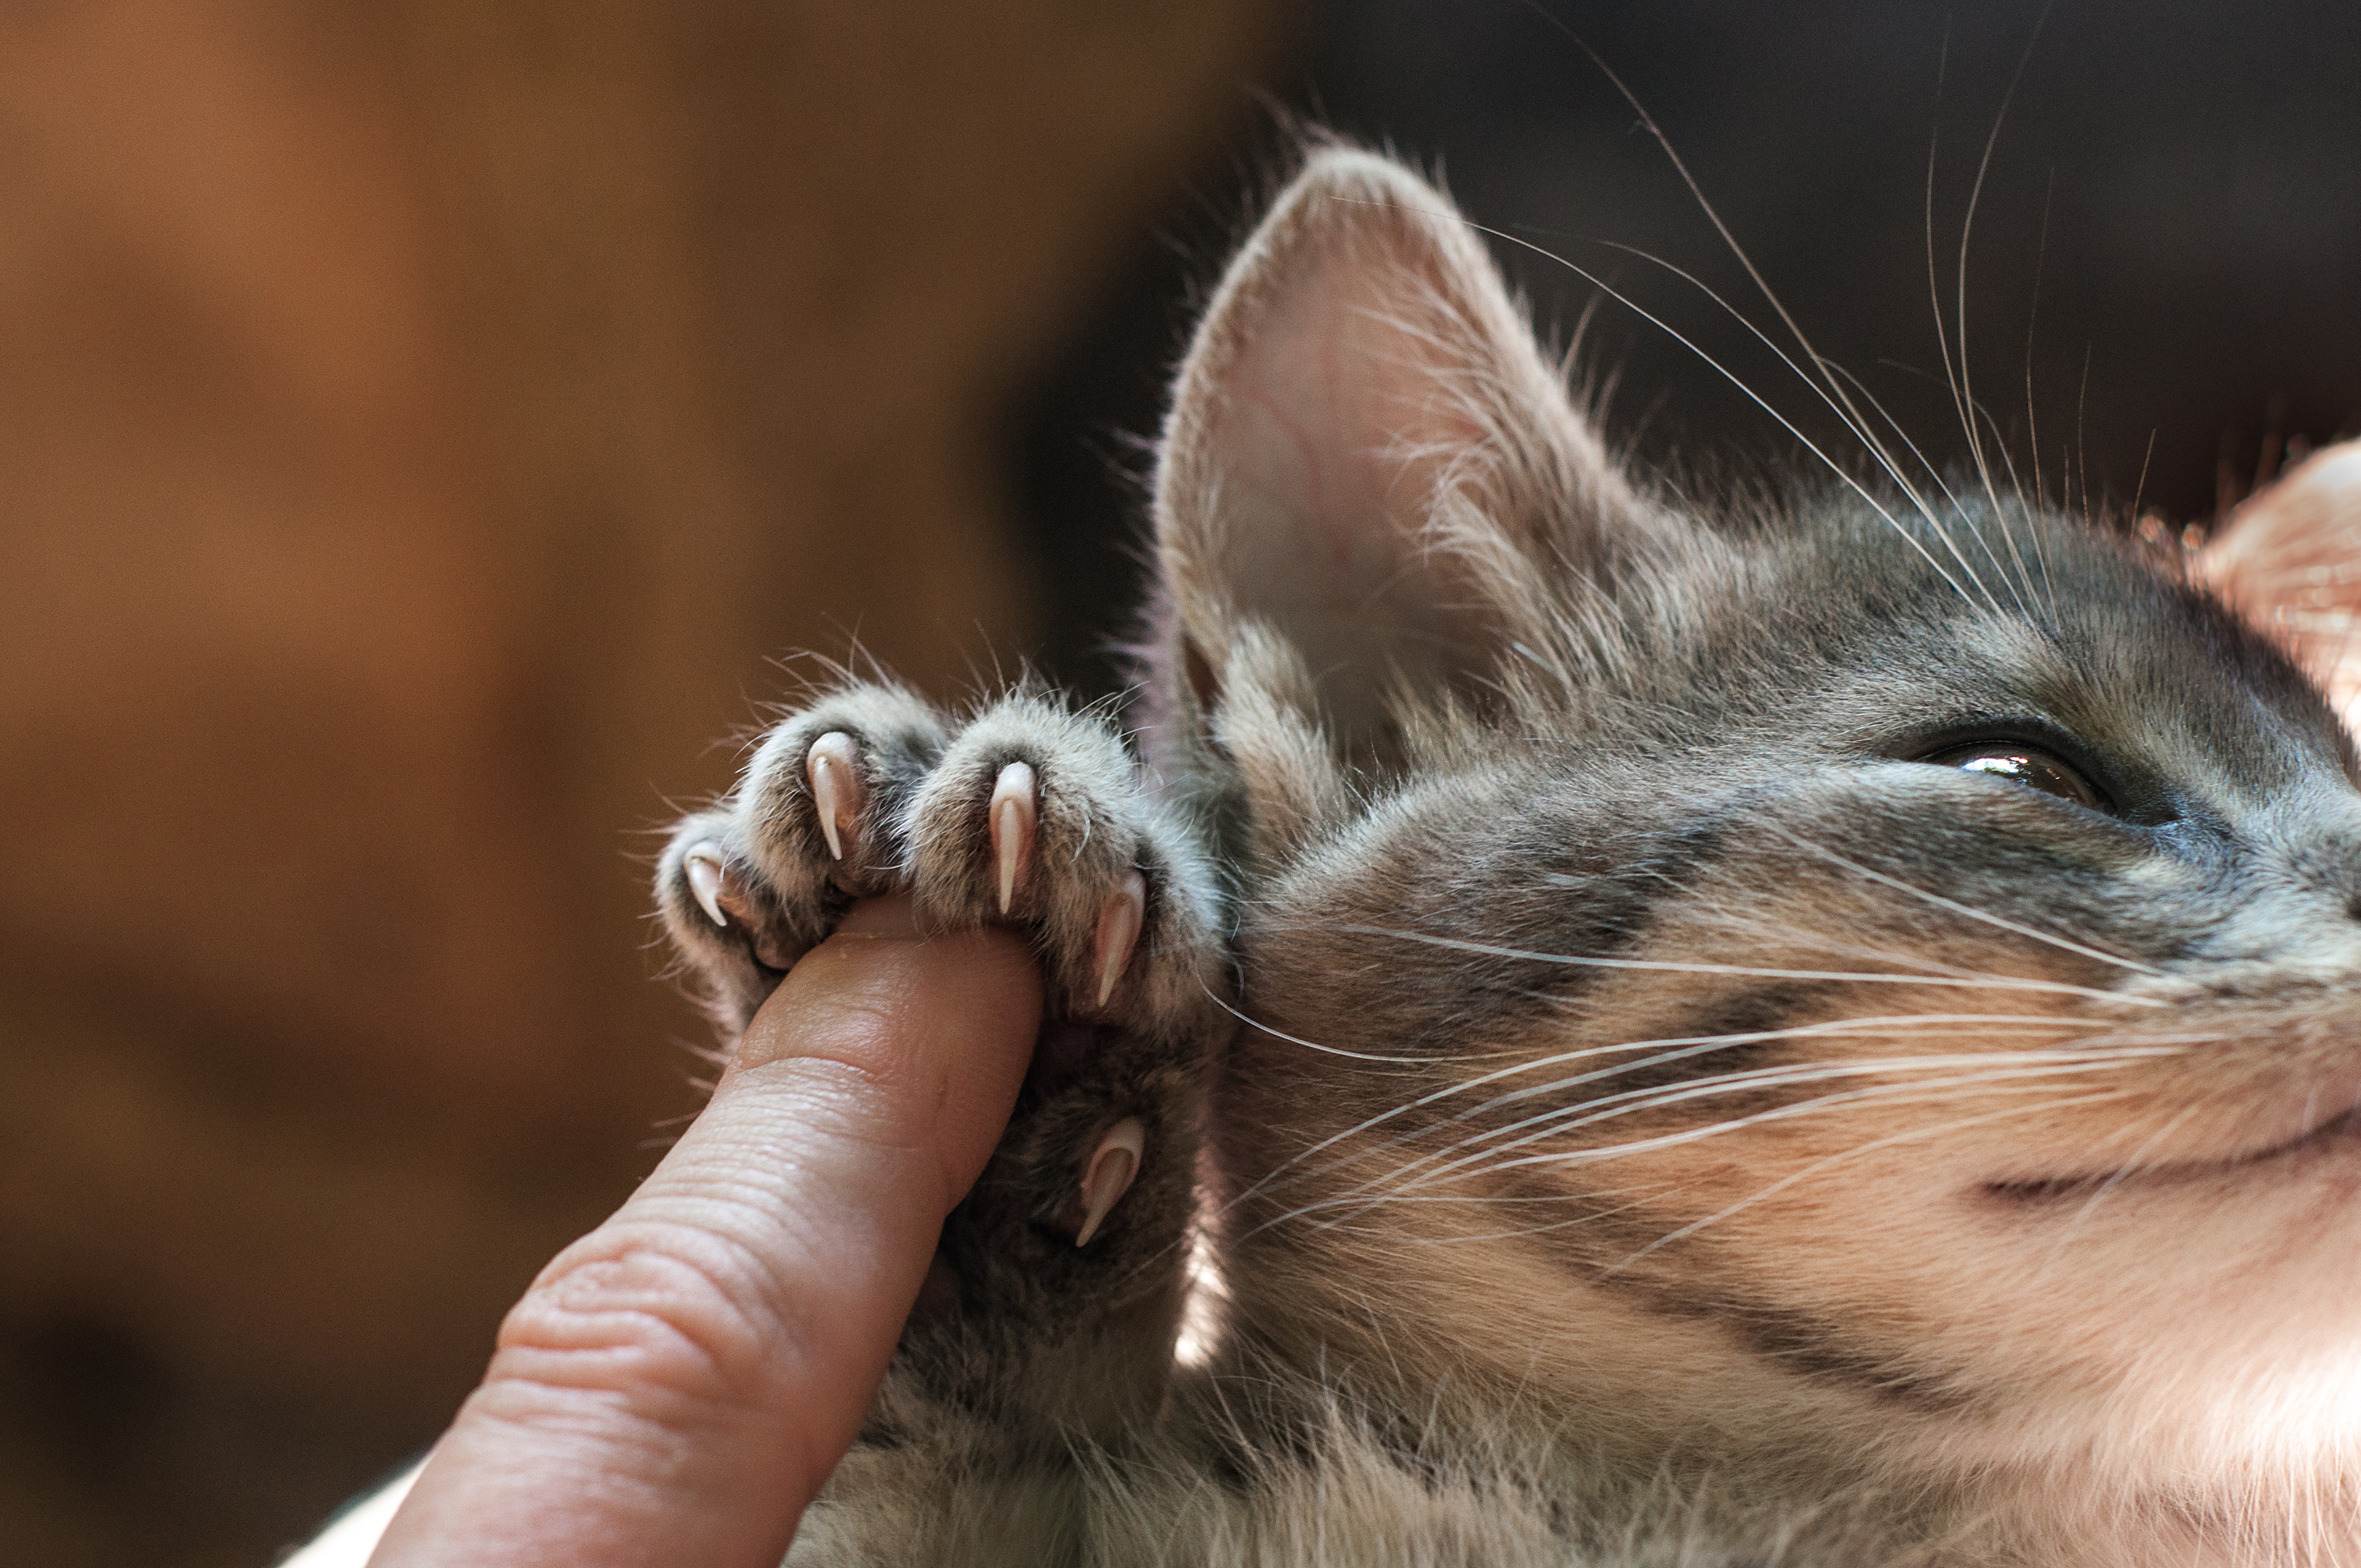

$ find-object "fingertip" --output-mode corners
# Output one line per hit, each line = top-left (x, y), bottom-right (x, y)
(728, 901), (1040, 1203)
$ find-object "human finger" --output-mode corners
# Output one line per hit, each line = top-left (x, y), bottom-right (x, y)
(363, 897), (1039, 1567)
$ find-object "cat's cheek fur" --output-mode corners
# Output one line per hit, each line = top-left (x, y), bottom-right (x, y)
(1212, 693), (2361, 1503)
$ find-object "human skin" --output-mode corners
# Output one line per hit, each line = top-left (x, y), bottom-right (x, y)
(358, 896), (1042, 1567)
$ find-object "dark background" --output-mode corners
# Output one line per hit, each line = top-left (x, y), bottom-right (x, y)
(1, 2), (2353, 1563)
(1021, 0), (2361, 697)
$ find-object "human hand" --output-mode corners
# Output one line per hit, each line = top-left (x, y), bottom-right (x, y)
(291, 895), (1041, 1567)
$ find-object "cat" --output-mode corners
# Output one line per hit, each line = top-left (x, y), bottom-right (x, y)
(657, 142), (2361, 1565)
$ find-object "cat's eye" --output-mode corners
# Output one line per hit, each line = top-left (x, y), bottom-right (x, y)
(1921, 743), (2102, 810)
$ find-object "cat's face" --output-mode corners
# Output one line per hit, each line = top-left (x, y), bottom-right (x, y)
(1148, 146), (2361, 1535)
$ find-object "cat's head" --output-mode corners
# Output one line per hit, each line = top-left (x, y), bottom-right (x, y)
(1148, 144), (2361, 1544)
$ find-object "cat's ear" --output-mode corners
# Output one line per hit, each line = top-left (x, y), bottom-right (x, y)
(1151, 144), (1657, 756)
(2199, 441), (2361, 735)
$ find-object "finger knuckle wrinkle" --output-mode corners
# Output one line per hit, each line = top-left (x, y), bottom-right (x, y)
(495, 1238), (780, 1414)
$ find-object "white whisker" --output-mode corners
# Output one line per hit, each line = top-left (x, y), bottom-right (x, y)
(1762, 827), (2161, 975)
(1327, 924), (2163, 1005)
(1256, 1056), (2167, 1239)
(2020, 167), (2062, 620)
(1257, 1018), (2117, 1210)
(1821, 357), (1973, 525)
(1200, 982), (1438, 1065)
(1218, 1011), (2065, 1214)
(1272, 1076), (2139, 1239)
(1430, 215), (1987, 610)
(1515, 2), (2012, 617)
(1583, 238), (1958, 541)
(1326, 1192), (1669, 1248)
(1389, 1056), (2164, 1198)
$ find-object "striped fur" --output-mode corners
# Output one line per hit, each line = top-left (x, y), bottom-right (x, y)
(696, 145), (2361, 1564)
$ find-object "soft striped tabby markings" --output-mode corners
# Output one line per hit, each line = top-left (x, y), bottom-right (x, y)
(659, 139), (2361, 1566)
(1143, 144), (2361, 1565)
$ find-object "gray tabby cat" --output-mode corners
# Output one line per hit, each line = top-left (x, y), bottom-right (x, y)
(657, 146), (2361, 1565)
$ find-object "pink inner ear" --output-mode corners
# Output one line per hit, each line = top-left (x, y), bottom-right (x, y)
(1158, 147), (1652, 754)
(2199, 440), (2361, 736)
(1172, 153), (1562, 745)
(1221, 235), (1486, 623)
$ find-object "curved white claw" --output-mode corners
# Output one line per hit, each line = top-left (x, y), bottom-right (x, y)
(806, 733), (861, 861)
(1093, 870), (1146, 1006)
(989, 761), (1037, 915)
(1074, 1116), (1145, 1248)
(684, 846), (729, 927)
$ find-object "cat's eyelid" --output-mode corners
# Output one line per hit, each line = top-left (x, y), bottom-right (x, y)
(1889, 714), (2085, 763)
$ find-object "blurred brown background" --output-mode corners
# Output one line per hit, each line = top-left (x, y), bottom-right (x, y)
(0, 3), (1287, 1562)
(0, 2), (2353, 1564)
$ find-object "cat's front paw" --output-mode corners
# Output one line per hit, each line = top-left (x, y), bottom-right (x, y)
(657, 682), (1227, 1261)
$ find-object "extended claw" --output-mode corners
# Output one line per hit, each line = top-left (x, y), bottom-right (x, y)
(1074, 1116), (1145, 1248)
(684, 844), (729, 927)
(988, 761), (1037, 916)
(806, 733), (863, 861)
(1093, 870), (1146, 1007)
